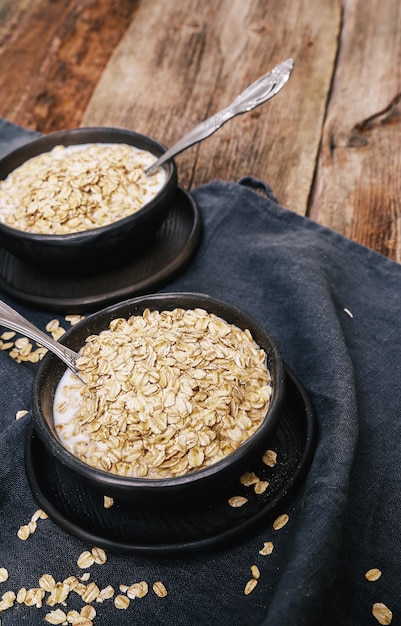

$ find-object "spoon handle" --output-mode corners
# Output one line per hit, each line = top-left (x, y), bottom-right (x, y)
(146, 58), (294, 175)
(0, 299), (80, 377)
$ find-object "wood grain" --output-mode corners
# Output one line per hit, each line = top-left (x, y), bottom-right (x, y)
(0, 0), (137, 132)
(310, 0), (401, 260)
(1, 0), (400, 259)
(82, 0), (341, 215)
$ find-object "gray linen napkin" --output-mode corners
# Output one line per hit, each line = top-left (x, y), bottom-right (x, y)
(0, 118), (400, 625)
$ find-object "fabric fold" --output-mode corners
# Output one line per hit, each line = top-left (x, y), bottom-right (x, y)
(0, 120), (400, 625)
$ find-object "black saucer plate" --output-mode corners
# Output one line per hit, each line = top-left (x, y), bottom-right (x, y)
(0, 187), (202, 314)
(25, 367), (316, 555)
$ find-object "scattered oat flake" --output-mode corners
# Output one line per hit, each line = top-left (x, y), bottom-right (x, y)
(51, 326), (65, 341)
(39, 574), (56, 592)
(273, 513), (289, 530)
(114, 594), (130, 609)
(259, 541), (274, 556)
(15, 409), (28, 420)
(250, 565), (260, 580)
(63, 575), (79, 589)
(81, 604), (96, 619)
(240, 472), (259, 486)
(44, 608), (67, 624)
(27, 520), (37, 534)
(153, 581), (168, 598)
(17, 524), (30, 540)
(14, 337), (29, 349)
(344, 308), (353, 318)
(65, 314), (85, 326)
(46, 582), (69, 606)
(103, 496), (114, 509)
(91, 546), (107, 565)
(44, 320), (65, 341)
(82, 581), (100, 603)
(23, 587), (45, 608)
(228, 496), (248, 508)
(16, 587), (27, 604)
(73, 618), (93, 626)
(46, 319), (60, 333)
(1, 331), (15, 340)
(262, 449), (277, 467)
(0, 569), (8, 583)
(244, 578), (258, 595)
(77, 551), (95, 569)
(72, 582), (87, 597)
(3, 591), (16, 603)
(366, 568), (382, 581)
(80, 572), (91, 582)
(31, 509), (44, 523)
(0, 341), (14, 350)
(65, 609), (81, 623)
(0, 590), (16, 609)
(372, 602), (393, 625)
(254, 480), (269, 494)
(97, 585), (115, 602)
(127, 581), (148, 599)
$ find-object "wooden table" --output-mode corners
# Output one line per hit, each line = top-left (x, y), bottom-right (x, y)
(1, 0), (400, 260)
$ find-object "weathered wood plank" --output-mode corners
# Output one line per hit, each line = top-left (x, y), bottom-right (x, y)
(309, 0), (401, 260)
(82, 0), (341, 214)
(2, 0), (399, 260)
(0, 0), (138, 132)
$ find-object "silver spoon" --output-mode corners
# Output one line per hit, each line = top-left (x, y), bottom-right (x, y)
(0, 299), (82, 380)
(146, 57), (294, 176)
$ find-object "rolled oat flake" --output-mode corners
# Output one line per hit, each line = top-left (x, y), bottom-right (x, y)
(372, 602), (393, 625)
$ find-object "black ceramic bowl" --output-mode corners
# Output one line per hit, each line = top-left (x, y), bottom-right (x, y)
(31, 292), (286, 505)
(0, 127), (177, 275)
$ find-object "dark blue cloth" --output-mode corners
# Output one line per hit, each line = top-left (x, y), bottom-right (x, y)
(0, 118), (400, 625)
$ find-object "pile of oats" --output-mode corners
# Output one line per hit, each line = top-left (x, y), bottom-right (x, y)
(0, 315), (82, 367)
(0, 537), (168, 623)
(0, 330), (48, 364)
(54, 307), (272, 478)
(0, 143), (166, 235)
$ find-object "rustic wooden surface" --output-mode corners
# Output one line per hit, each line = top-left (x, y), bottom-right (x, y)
(1, 0), (400, 260)
(310, 0), (401, 259)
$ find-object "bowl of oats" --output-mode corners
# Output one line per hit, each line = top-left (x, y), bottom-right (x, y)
(31, 292), (286, 504)
(0, 127), (177, 275)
